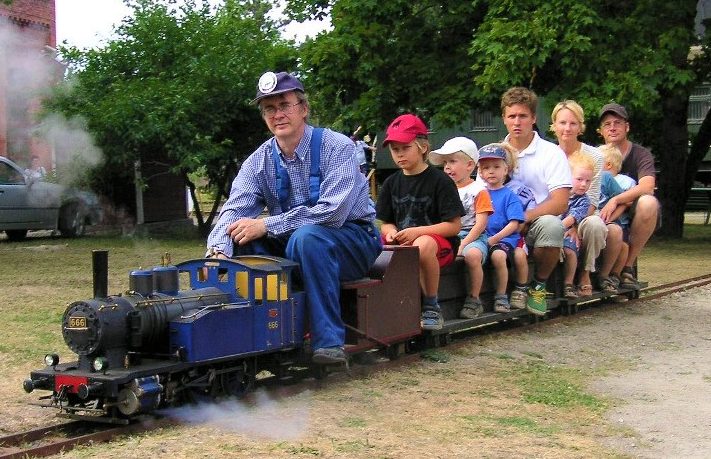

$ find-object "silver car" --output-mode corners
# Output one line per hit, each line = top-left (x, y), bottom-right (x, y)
(0, 156), (102, 241)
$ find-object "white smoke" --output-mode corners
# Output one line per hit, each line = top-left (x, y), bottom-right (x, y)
(0, 17), (103, 186)
(161, 389), (311, 440)
(36, 112), (103, 181)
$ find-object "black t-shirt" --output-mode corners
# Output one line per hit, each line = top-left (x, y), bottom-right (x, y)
(376, 165), (465, 251)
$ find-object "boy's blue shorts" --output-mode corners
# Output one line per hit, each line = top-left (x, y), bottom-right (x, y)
(563, 236), (579, 256)
(459, 231), (489, 264)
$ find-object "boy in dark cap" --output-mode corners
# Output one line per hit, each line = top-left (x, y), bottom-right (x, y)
(207, 71), (382, 364)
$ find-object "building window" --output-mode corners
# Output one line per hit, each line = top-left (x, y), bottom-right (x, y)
(689, 84), (711, 125)
(470, 110), (497, 132)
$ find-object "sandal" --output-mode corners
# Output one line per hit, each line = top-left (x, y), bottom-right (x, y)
(577, 284), (593, 297)
(563, 284), (578, 299)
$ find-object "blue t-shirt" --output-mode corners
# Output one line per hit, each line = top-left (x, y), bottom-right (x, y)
(599, 171), (625, 209)
(486, 187), (525, 248)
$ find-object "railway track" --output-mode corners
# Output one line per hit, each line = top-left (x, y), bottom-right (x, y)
(639, 273), (711, 300)
(3, 273), (710, 459)
(0, 418), (173, 459)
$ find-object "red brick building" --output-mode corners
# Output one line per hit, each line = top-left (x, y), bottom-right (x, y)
(0, 0), (56, 170)
(0, 1), (188, 225)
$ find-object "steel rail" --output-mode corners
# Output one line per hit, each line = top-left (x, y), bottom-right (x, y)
(0, 418), (173, 459)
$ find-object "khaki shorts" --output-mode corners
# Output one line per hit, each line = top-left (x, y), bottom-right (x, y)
(525, 215), (565, 249)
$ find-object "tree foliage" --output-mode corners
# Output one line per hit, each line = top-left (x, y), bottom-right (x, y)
(46, 0), (296, 233)
(295, 0), (486, 132)
(290, 0), (707, 237)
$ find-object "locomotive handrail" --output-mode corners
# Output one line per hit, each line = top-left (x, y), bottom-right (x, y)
(176, 255), (298, 274)
(133, 291), (234, 308)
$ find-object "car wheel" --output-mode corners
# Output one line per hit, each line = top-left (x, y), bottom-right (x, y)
(5, 229), (28, 242)
(59, 203), (87, 238)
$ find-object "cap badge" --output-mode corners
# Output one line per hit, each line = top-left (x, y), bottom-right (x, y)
(258, 72), (278, 94)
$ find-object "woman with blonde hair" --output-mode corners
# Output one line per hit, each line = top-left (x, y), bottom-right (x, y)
(550, 100), (623, 295)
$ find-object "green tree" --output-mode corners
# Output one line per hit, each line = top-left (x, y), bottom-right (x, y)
(46, 0), (296, 234)
(291, 0), (708, 237)
(294, 0), (486, 132)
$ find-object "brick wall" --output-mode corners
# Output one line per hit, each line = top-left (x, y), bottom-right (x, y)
(0, 0), (55, 164)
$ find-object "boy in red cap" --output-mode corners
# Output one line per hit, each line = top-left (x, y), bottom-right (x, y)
(376, 114), (464, 330)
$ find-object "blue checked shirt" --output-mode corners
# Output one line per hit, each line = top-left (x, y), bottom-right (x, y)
(207, 125), (375, 257)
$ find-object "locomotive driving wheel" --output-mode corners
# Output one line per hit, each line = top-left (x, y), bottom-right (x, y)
(182, 361), (256, 403)
(217, 362), (255, 398)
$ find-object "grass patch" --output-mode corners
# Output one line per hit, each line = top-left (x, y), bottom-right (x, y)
(360, 388), (384, 398)
(494, 416), (560, 435)
(280, 443), (321, 455)
(340, 416), (367, 428)
(502, 361), (607, 411)
(334, 439), (374, 453)
(459, 415), (501, 437)
(460, 414), (560, 437)
(420, 349), (450, 363)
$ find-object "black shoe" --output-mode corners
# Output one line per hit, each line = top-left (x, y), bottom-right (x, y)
(312, 346), (347, 364)
(620, 271), (640, 290)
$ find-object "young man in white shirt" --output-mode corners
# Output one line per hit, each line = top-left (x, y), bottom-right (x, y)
(500, 87), (572, 315)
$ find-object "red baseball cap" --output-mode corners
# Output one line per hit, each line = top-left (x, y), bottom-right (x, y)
(383, 114), (429, 146)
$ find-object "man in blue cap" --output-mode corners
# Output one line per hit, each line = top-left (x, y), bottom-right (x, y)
(206, 71), (382, 364)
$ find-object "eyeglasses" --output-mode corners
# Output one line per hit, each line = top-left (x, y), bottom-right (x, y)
(601, 119), (626, 129)
(261, 101), (303, 117)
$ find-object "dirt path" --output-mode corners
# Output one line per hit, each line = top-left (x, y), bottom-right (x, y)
(499, 286), (711, 458)
(592, 288), (711, 458)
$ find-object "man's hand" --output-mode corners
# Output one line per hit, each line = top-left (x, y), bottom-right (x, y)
(227, 218), (267, 245)
(599, 198), (618, 223)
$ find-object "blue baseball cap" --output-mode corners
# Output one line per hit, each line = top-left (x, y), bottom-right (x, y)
(477, 144), (507, 161)
(252, 71), (304, 104)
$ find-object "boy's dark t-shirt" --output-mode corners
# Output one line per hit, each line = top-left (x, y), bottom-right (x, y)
(376, 165), (465, 252)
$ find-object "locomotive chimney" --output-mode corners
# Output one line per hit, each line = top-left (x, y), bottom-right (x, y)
(92, 250), (109, 299)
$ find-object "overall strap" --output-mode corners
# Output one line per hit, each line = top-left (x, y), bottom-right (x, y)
(270, 127), (324, 211)
(308, 127), (323, 207)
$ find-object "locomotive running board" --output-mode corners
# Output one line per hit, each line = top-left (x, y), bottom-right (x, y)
(61, 412), (131, 425)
